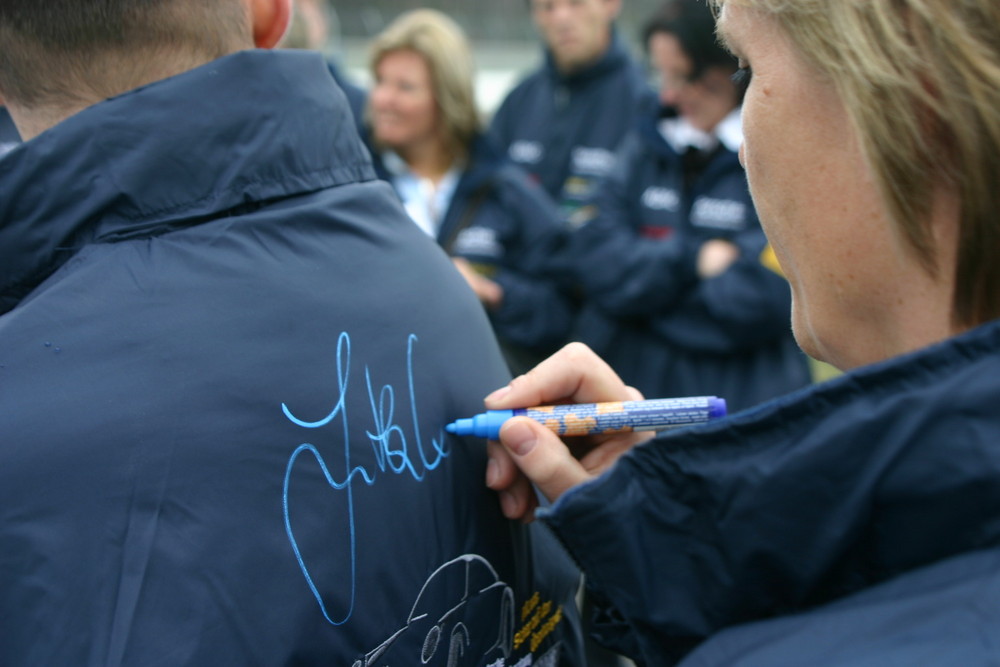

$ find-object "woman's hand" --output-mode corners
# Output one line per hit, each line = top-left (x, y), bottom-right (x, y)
(697, 238), (740, 278)
(453, 257), (503, 309)
(484, 342), (652, 522)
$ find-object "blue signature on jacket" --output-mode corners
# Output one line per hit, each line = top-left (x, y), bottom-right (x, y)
(281, 332), (449, 625)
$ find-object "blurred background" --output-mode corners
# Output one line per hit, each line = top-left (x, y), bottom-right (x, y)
(321, 0), (664, 116)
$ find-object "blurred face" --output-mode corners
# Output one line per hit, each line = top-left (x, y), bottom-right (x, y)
(370, 49), (441, 153)
(648, 31), (738, 133)
(531, 0), (620, 73)
(717, 5), (953, 369)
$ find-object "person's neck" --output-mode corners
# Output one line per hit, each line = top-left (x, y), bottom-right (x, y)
(826, 186), (962, 371)
(7, 49), (242, 140)
(552, 32), (613, 76)
(4, 104), (77, 141)
(554, 52), (602, 76)
(399, 140), (457, 184)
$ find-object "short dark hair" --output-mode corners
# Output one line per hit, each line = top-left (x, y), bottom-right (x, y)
(642, 0), (736, 80)
(0, 0), (250, 106)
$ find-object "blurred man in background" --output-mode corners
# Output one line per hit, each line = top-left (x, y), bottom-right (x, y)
(490, 0), (649, 229)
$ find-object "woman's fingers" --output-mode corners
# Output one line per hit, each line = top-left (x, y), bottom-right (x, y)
(497, 417), (594, 505)
(485, 342), (639, 410)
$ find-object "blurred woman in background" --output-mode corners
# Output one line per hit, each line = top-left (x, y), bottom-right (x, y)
(366, 9), (574, 375)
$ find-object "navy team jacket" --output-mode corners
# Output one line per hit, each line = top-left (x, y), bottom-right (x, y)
(0, 50), (581, 666)
(541, 317), (1000, 665)
(371, 136), (575, 364)
(569, 103), (810, 411)
(489, 32), (650, 225)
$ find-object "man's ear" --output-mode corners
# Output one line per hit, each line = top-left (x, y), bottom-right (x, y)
(249, 0), (292, 49)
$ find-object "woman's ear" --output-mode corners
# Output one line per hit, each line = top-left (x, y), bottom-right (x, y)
(248, 0), (292, 49)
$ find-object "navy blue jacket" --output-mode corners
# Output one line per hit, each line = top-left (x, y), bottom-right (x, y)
(489, 32), (650, 225)
(570, 105), (810, 411)
(0, 50), (581, 666)
(326, 60), (367, 130)
(0, 106), (19, 158)
(542, 318), (1000, 665)
(372, 136), (575, 370)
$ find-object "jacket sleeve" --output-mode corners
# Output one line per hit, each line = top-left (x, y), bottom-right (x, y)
(569, 135), (699, 317)
(538, 341), (1000, 665)
(649, 228), (794, 353)
(573, 133), (793, 353)
(489, 266), (575, 352)
(458, 168), (575, 353)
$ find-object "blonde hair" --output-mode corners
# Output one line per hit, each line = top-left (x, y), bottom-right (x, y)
(710, 0), (1000, 328)
(368, 9), (481, 158)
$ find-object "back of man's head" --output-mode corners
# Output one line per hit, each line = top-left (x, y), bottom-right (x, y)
(0, 0), (252, 109)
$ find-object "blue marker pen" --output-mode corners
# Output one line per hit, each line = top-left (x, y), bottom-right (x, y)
(445, 396), (726, 440)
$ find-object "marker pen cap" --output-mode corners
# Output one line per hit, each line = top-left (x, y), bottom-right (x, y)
(709, 397), (727, 419)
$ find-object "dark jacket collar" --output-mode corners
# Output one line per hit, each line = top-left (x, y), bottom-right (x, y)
(366, 132), (507, 247)
(637, 98), (743, 182)
(368, 132), (505, 197)
(0, 49), (374, 313)
(456, 134), (507, 192)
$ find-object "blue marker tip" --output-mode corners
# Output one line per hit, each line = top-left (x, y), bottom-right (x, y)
(445, 410), (515, 439)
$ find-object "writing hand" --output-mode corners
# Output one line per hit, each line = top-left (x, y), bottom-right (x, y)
(483, 343), (651, 522)
(453, 257), (503, 309)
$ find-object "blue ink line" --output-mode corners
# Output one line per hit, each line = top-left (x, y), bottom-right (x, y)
(280, 332), (453, 625)
(407, 334), (449, 471)
(281, 332), (352, 430)
(283, 443), (372, 625)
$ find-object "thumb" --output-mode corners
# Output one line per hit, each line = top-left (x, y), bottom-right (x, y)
(498, 417), (592, 504)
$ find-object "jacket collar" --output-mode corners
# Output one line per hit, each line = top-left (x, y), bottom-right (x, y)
(0, 50), (374, 313)
(636, 101), (743, 184)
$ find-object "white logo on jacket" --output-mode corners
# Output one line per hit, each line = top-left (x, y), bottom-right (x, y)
(641, 186), (680, 212)
(691, 197), (747, 231)
(570, 147), (616, 176)
(454, 227), (503, 258)
(509, 141), (543, 165)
